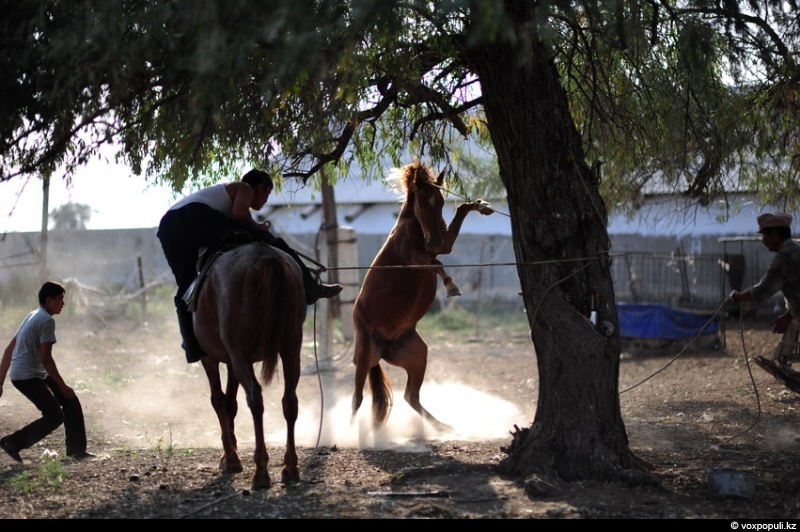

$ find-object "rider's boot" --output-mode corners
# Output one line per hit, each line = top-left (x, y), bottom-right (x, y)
(269, 237), (343, 305)
(174, 296), (207, 363)
(301, 266), (342, 305)
(305, 280), (343, 305)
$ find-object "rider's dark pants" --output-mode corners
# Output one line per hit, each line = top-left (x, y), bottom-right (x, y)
(157, 203), (318, 298)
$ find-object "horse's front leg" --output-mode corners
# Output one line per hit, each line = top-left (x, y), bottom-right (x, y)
(433, 260), (462, 298)
(440, 201), (494, 254)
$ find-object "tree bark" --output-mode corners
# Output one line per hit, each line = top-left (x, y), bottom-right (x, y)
(320, 173), (341, 319)
(465, 9), (647, 481)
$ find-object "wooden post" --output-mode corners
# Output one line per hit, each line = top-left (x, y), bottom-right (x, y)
(320, 177), (340, 318)
(39, 176), (50, 282)
(137, 255), (147, 322)
(316, 170), (339, 368)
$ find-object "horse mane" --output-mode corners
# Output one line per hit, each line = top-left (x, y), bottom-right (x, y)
(385, 161), (437, 200)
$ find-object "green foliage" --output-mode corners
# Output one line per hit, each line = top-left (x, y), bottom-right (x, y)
(418, 299), (529, 340)
(1, 1), (796, 213)
(2, 0), (797, 482)
(551, 2), (787, 211)
(39, 455), (69, 490)
(7, 455), (69, 494)
(7, 471), (35, 495)
(153, 435), (175, 460)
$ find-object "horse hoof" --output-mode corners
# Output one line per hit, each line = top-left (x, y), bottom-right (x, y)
(434, 422), (454, 433)
(251, 472), (272, 491)
(281, 466), (300, 483)
(219, 455), (244, 474)
(426, 418), (454, 433)
(446, 285), (462, 298)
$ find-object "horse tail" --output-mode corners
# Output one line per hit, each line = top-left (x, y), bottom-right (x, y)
(248, 245), (294, 385)
(369, 364), (393, 427)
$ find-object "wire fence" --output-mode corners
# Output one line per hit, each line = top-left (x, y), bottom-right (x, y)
(611, 252), (727, 311)
(1, 230), (782, 317)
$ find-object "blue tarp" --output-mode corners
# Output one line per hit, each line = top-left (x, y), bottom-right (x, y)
(617, 303), (719, 340)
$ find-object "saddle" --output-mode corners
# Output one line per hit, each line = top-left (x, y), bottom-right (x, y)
(183, 229), (257, 311)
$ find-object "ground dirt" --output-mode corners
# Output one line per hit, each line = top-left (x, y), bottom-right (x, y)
(0, 305), (799, 519)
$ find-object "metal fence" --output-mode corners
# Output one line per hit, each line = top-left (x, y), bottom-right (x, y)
(611, 251), (727, 311)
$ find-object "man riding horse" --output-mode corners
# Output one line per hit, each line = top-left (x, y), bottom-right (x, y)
(157, 169), (342, 363)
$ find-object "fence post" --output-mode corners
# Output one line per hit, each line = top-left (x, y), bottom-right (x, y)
(137, 255), (146, 322)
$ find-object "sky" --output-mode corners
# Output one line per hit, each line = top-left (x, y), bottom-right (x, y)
(0, 158), (181, 233)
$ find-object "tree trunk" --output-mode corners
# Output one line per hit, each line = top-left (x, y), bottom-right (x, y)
(320, 173), (341, 319)
(466, 10), (647, 481)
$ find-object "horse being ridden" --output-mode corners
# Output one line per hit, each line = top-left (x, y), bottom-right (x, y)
(193, 242), (306, 490)
(351, 161), (494, 431)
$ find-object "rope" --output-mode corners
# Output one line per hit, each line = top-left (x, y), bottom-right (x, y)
(299, 299), (325, 479)
(321, 252), (623, 273)
(717, 309), (763, 448)
(528, 254), (598, 327)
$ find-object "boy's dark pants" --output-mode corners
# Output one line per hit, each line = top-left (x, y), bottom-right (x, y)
(5, 376), (87, 457)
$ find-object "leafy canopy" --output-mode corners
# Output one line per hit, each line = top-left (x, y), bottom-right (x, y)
(1, 1), (797, 209)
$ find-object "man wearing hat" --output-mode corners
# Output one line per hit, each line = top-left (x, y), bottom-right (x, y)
(730, 212), (800, 365)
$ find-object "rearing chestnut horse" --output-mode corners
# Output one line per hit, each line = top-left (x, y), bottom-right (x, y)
(194, 242), (306, 490)
(351, 161), (494, 431)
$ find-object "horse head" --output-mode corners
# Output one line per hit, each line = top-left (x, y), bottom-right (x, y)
(410, 165), (446, 254)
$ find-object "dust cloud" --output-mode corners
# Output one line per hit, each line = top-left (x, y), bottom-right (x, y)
(47, 323), (524, 455)
(761, 426), (800, 452)
(283, 380), (522, 451)
(91, 368), (524, 453)
(0, 293), (526, 459)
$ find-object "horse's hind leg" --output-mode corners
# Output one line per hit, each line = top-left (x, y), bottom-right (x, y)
(384, 331), (452, 432)
(201, 359), (243, 474)
(222, 369), (242, 466)
(279, 345), (301, 483)
(234, 361), (271, 490)
(351, 324), (381, 424)
(434, 260), (461, 298)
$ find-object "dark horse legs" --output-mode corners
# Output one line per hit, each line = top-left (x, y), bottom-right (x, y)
(201, 358), (244, 476)
(383, 330), (453, 432)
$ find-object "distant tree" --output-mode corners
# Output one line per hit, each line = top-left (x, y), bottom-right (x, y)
(0, 0), (797, 483)
(49, 202), (92, 231)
